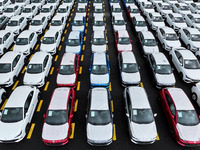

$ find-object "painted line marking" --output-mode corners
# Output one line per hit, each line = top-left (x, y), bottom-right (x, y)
(48, 24), (50, 27)
(82, 44), (85, 50)
(21, 66), (26, 74)
(70, 13), (73, 16)
(87, 12), (89, 16)
(111, 100), (114, 112)
(45, 29), (48, 33)
(113, 124), (116, 141)
(35, 44), (39, 50)
(105, 29), (107, 34)
(50, 67), (54, 75)
(67, 23), (69, 27)
(72, 9), (74, 12)
(12, 80), (19, 90)
(10, 45), (14, 50)
(104, 13), (105, 16)
(69, 18), (71, 21)
(58, 45), (62, 51)
(74, 99), (78, 112)
(37, 100), (43, 112)
(106, 36), (108, 41)
(79, 66), (82, 74)
(84, 37), (86, 42)
(89, 1), (91, 3)
(86, 23), (88, 27)
(85, 29), (87, 34)
(81, 55), (84, 61)
(29, 54), (33, 60)
(105, 23), (107, 27)
(88, 5), (90, 7)
(62, 37), (65, 42)
(87, 17), (88, 21)
(0, 99), (8, 110)
(77, 81), (80, 91)
(44, 81), (49, 91)
(88, 8), (90, 11)
(156, 133), (160, 140)
(104, 9), (105, 11)
(64, 29), (67, 34)
(104, 18), (106, 21)
(27, 123), (35, 139)
(54, 55), (58, 61)
(70, 123), (75, 139)
(40, 36), (43, 41)
(109, 82), (112, 91)
(140, 82), (144, 88)
(173, 85), (175, 87)
(107, 45), (108, 50)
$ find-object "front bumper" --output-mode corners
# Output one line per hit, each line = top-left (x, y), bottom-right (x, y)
(87, 138), (112, 146)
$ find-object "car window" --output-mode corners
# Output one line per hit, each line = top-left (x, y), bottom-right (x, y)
(183, 29), (189, 36)
(42, 17), (45, 22)
(55, 32), (58, 40)
(75, 55), (78, 69)
(14, 6), (18, 10)
(150, 55), (156, 70)
(12, 55), (20, 69)
(43, 55), (49, 68)
(33, 6), (36, 10)
(126, 90), (132, 116)
(165, 93), (175, 116)
(169, 14), (173, 19)
(24, 91), (34, 115)
(19, 17), (24, 23)
(67, 92), (72, 119)
(29, 33), (34, 41)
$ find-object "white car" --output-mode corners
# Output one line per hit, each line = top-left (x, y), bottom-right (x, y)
(0, 0), (11, 14)
(49, 15), (66, 34)
(0, 85), (40, 143)
(57, 4), (70, 19)
(112, 14), (126, 31)
(3, 4), (21, 18)
(5, 15), (27, 35)
(169, 47), (200, 83)
(0, 51), (25, 87)
(29, 14), (48, 35)
(0, 88), (6, 104)
(188, 3), (200, 14)
(137, 31), (159, 55)
(165, 13), (188, 31)
(191, 82), (200, 106)
(93, 15), (105, 31)
(47, 0), (60, 9)
(147, 52), (176, 88)
(40, 4), (55, 20)
(178, 27), (200, 52)
(13, 30), (38, 55)
(86, 87), (113, 146)
(156, 27), (181, 51)
(91, 30), (107, 53)
(146, 12), (165, 30)
(93, 4), (104, 17)
(118, 52), (141, 86)
(124, 86), (157, 144)
(31, 0), (45, 10)
(139, 1), (155, 16)
(132, 15), (148, 32)
(111, 3), (123, 17)
(40, 30), (61, 55)
(76, 3), (88, 18)
(15, 0), (30, 8)
(172, 3), (191, 16)
(184, 14), (200, 30)
(56, 53), (79, 87)
(155, 2), (173, 17)
(23, 52), (52, 87)
(72, 15), (86, 32)
(0, 30), (15, 55)
(21, 4), (38, 21)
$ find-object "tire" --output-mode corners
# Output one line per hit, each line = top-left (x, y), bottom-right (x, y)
(180, 72), (183, 80)
(162, 43), (165, 49)
(187, 44), (190, 50)
(3, 48), (6, 54)
(1, 92), (6, 101)
(191, 93), (197, 102)
(178, 33), (181, 37)
(169, 54), (172, 61)
(30, 48), (33, 54)
(38, 92), (41, 100)
(13, 76), (17, 83)
(25, 123), (30, 134)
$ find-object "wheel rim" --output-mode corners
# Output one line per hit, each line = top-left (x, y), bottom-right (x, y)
(192, 93), (197, 101)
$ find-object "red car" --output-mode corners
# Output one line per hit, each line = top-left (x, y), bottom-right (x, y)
(159, 87), (200, 146)
(114, 30), (133, 53)
(42, 87), (76, 145)
(56, 53), (79, 87)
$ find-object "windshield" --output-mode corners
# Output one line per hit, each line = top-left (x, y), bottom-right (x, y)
(0, 2), (2, 6)
(156, 65), (172, 74)
(174, 17), (184, 23)
(48, 0), (56, 3)
(94, 21), (104, 26)
(64, 0), (72, 2)
(31, 20), (42, 25)
(4, 8), (13, 12)
(177, 110), (199, 126)
(45, 110), (67, 125)
(51, 20), (62, 26)
(77, 8), (85, 13)
(59, 65), (74, 75)
(16, 0), (24, 2)
(184, 59), (200, 69)
(191, 34), (200, 41)
(0, 63), (11, 73)
(27, 64), (42, 73)
(145, 4), (153, 9)
(126, 0), (134, 3)
(153, 16), (163, 22)
(130, 9), (139, 13)
(93, 38), (106, 45)
(114, 20), (125, 25)
(88, 110), (111, 125)
(16, 38), (29, 45)
(32, 0), (40, 3)
(92, 65), (108, 75)
(110, 0), (118, 2)
(132, 109), (154, 124)
(42, 37), (55, 44)
(118, 37), (130, 44)
(73, 20), (84, 26)
(144, 39), (157, 46)
(8, 20), (18, 26)
(1, 107), (23, 123)
(122, 63), (139, 73)
(68, 39), (80, 46)
(163, 5), (172, 10)
(23, 8), (31, 13)
(180, 6), (189, 10)
(94, 0), (102, 3)
(79, 0), (87, 3)
(166, 33), (178, 40)
(136, 21), (146, 26)
(58, 8), (67, 13)
(112, 8), (121, 12)
(41, 8), (50, 13)
(195, 18), (200, 23)
(94, 8), (103, 13)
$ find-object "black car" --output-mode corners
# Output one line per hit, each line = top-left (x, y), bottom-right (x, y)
(0, 15), (9, 29)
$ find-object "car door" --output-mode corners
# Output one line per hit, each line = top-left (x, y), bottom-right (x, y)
(158, 28), (164, 44)
(24, 90), (35, 123)
(43, 55), (49, 77)
(74, 54), (79, 75)
(12, 54), (22, 75)
(148, 54), (156, 78)
(173, 50), (183, 73)
(19, 17), (25, 30)
(67, 90), (74, 135)
(29, 32), (35, 49)
(125, 89), (132, 127)
(182, 29), (189, 44)
(3, 33), (8, 49)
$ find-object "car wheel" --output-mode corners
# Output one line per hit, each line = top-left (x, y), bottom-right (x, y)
(170, 127), (175, 137)
(171, 25), (174, 29)
(30, 48), (33, 53)
(162, 43), (165, 49)
(169, 54), (172, 61)
(180, 72), (183, 80)
(38, 92), (41, 100)
(13, 76), (17, 83)
(191, 93), (197, 101)
(187, 44), (191, 50)
(1, 92), (6, 101)
(25, 123), (30, 134)
(178, 33), (181, 37)
(3, 48), (6, 54)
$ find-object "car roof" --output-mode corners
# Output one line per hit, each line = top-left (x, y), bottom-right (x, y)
(33, 14), (46, 20)
(149, 12), (161, 16)
(160, 27), (175, 33)
(18, 30), (35, 38)
(52, 14), (64, 20)
(90, 88), (109, 110)
(112, 3), (121, 8)
(183, 27), (200, 34)
(58, 4), (69, 8)
(93, 53), (107, 65)
(23, 4), (36, 8)
(178, 3), (188, 6)
(48, 87), (70, 110)
(167, 88), (194, 110)
(10, 15), (23, 20)
(77, 3), (86, 8)
(140, 31), (154, 39)
(170, 13), (183, 17)
(74, 15), (83, 20)
(94, 4), (103, 9)
(94, 15), (104, 20)
(128, 4), (138, 8)
(0, 30), (11, 37)
(177, 49), (197, 60)
(93, 30), (105, 38)
(134, 15), (145, 21)
(128, 86), (151, 109)
(6, 86), (35, 107)
(144, 1), (152, 5)
(0, 51), (20, 63)
(61, 53), (75, 65)
(29, 51), (48, 64)
(121, 52), (136, 63)
(118, 30), (129, 37)
(152, 52), (169, 65)
(5, 4), (17, 8)
(42, 3), (53, 8)
(44, 29), (58, 37)
(113, 14), (124, 20)
(68, 31), (80, 39)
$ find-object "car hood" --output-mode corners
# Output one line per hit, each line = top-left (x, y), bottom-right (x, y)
(57, 73), (76, 85)
(0, 73), (12, 84)
(117, 44), (132, 51)
(130, 121), (157, 142)
(162, 10), (173, 14)
(24, 72), (44, 84)
(166, 40), (181, 47)
(40, 13), (50, 17)
(185, 69), (200, 81)
(87, 123), (113, 141)
(42, 123), (69, 141)
(3, 12), (14, 18)
(153, 22), (165, 27)
(65, 45), (81, 54)
(13, 45), (29, 52)
(72, 26), (84, 32)
(93, 26), (105, 31)
(40, 43), (56, 52)
(155, 73), (176, 86)
(29, 25), (42, 31)
(5, 26), (18, 32)
(0, 120), (23, 141)
(50, 25), (63, 31)
(135, 26), (148, 32)
(121, 71), (141, 84)
(143, 46), (159, 54)
(177, 123), (200, 142)
(91, 73), (109, 85)
(114, 25), (126, 31)
(21, 13), (32, 18)
(92, 44), (106, 53)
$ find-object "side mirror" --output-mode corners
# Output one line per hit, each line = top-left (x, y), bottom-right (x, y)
(85, 114), (88, 118)
(0, 112), (2, 119)
(154, 113), (157, 117)
(89, 68), (91, 71)
(14, 41), (16, 44)
(43, 114), (46, 119)
(106, 41), (108, 44)
(199, 115), (200, 119)
(125, 22), (127, 25)
(126, 113), (129, 117)
(65, 41), (68, 45)
(26, 112), (29, 116)
(111, 113), (114, 118)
